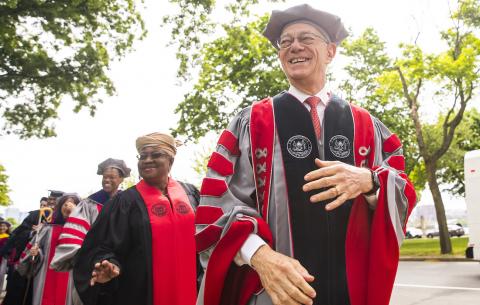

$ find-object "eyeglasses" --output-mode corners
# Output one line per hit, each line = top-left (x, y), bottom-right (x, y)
(276, 32), (328, 49)
(136, 151), (170, 161)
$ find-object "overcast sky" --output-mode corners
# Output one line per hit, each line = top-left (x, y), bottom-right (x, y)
(0, 0), (472, 212)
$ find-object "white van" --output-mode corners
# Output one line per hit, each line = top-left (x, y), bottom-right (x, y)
(465, 150), (480, 259)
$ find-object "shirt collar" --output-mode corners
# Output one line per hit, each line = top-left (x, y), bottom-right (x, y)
(288, 84), (330, 105)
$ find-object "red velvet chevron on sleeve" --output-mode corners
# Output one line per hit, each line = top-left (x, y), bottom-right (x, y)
(207, 152), (234, 176)
(196, 205), (224, 225)
(383, 134), (402, 153)
(196, 225), (223, 253)
(385, 155), (405, 171)
(200, 178), (228, 197)
(218, 130), (240, 156)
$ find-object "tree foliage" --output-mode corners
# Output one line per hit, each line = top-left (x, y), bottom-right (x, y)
(173, 15), (287, 140)
(0, 163), (11, 206)
(434, 108), (480, 196)
(163, 0), (282, 82)
(341, 0), (480, 253)
(167, 0), (480, 254)
(339, 29), (419, 183)
(163, 0), (285, 140)
(5, 217), (17, 229)
(0, 0), (146, 138)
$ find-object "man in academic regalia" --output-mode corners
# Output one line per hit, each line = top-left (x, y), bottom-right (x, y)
(1, 190), (63, 305)
(49, 158), (131, 305)
(73, 132), (199, 305)
(195, 4), (417, 305)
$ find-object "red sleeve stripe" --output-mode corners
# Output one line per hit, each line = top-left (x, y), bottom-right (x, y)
(207, 152), (234, 177)
(386, 155), (405, 171)
(196, 225), (223, 253)
(383, 134), (402, 153)
(26, 243), (32, 250)
(200, 178), (228, 197)
(61, 228), (86, 239)
(96, 203), (103, 214)
(21, 252), (26, 259)
(217, 130), (240, 156)
(196, 206), (224, 225)
(57, 238), (83, 246)
(66, 217), (91, 231)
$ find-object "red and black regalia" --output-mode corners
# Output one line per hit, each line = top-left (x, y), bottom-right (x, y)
(195, 92), (416, 305)
(73, 178), (198, 305)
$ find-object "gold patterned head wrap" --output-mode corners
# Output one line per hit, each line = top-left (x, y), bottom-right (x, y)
(135, 132), (181, 158)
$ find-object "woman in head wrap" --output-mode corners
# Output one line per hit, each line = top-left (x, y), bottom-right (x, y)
(74, 132), (198, 305)
(17, 193), (80, 305)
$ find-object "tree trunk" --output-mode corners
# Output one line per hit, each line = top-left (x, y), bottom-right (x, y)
(425, 161), (452, 254)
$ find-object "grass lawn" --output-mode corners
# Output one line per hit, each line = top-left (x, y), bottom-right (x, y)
(400, 236), (468, 257)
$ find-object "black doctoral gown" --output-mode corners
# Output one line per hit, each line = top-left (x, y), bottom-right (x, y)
(73, 183), (201, 305)
(73, 187), (154, 305)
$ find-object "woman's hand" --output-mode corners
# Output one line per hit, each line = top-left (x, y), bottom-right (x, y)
(90, 260), (120, 286)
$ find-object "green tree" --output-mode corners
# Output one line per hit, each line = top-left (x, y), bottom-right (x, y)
(163, 0), (282, 82)
(0, 163), (11, 206)
(0, 0), (146, 138)
(341, 0), (480, 253)
(164, 0), (285, 140)
(173, 15), (287, 140)
(5, 216), (17, 229)
(433, 109), (480, 196)
(168, 0), (480, 254)
(339, 28), (419, 186)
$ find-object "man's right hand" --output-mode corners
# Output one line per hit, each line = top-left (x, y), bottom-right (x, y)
(251, 245), (316, 305)
(90, 260), (120, 286)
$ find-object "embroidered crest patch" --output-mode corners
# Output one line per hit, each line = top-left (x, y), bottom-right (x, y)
(151, 203), (168, 217)
(329, 135), (350, 158)
(287, 135), (312, 159)
(175, 203), (189, 214)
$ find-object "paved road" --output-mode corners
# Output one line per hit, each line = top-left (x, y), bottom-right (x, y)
(392, 261), (480, 305)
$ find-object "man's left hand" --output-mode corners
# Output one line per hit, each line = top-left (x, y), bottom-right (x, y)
(303, 159), (373, 210)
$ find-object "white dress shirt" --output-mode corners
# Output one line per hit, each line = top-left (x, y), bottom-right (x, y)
(288, 84), (330, 126)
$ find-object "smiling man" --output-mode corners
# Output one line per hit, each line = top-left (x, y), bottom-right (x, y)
(196, 4), (417, 305)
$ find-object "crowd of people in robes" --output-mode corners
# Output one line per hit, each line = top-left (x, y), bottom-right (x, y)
(0, 4), (417, 305)
(0, 133), (201, 305)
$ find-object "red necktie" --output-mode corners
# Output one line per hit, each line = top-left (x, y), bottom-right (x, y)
(305, 96), (322, 139)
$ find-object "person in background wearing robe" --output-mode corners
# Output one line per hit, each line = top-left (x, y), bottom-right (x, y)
(88, 158), (130, 205)
(40, 198), (49, 209)
(1, 190), (64, 305)
(0, 220), (11, 294)
(17, 194), (80, 305)
(74, 132), (198, 305)
(50, 158), (131, 305)
(195, 4), (417, 305)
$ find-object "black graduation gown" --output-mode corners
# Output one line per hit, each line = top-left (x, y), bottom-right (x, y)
(1, 210), (38, 305)
(73, 187), (153, 305)
(73, 184), (202, 305)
